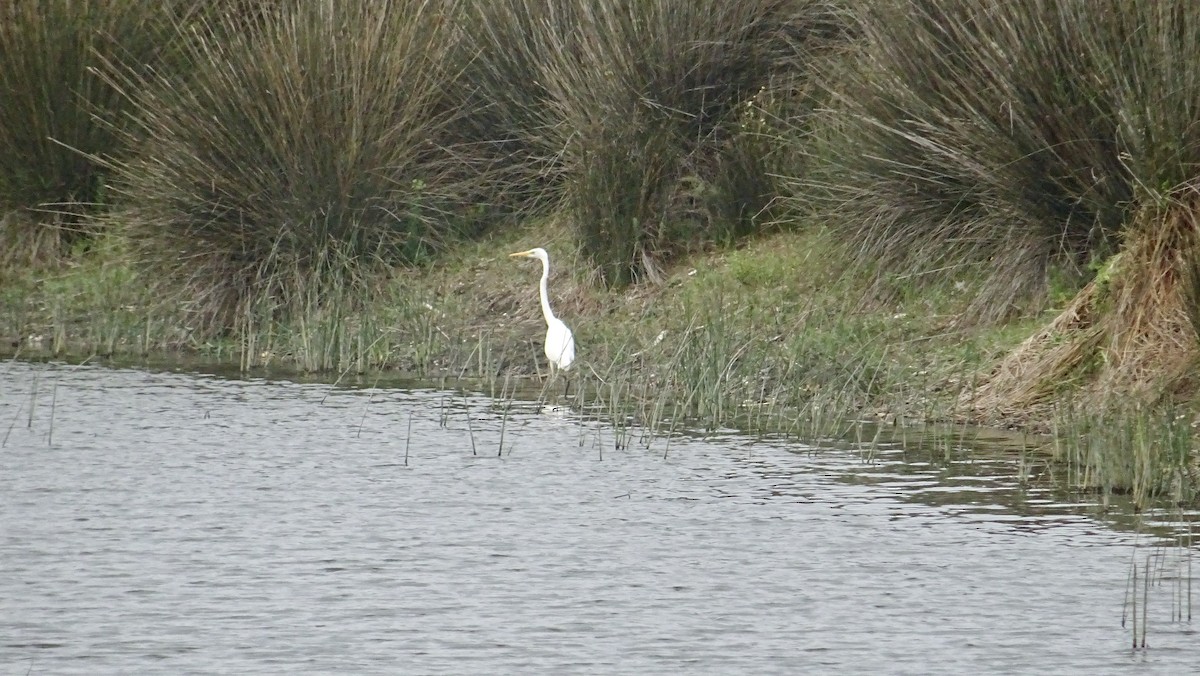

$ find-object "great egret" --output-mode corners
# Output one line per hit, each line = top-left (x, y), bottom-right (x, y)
(509, 247), (576, 373)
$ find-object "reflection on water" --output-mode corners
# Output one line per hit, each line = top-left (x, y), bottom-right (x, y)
(828, 425), (1200, 544)
(1, 360), (1196, 675)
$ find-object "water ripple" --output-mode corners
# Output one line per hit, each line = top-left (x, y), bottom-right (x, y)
(1, 361), (1196, 674)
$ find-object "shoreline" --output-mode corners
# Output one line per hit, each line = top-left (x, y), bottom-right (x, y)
(0, 226), (1050, 427)
(5, 224), (1197, 506)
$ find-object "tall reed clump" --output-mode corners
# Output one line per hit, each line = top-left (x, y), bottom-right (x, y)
(528, 0), (845, 285)
(964, 0), (1200, 417)
(796, 0), (1200, 422)
(99, 0), (485, 337)
(801, 0), (1132, 321)
(0, 0), (188, 264)
(449, 1), (581, 219)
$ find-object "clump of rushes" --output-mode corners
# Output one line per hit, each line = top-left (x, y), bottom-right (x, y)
(962, 0), (1200, 416)
(803, 0), (1133, 321)
(450, 0), (581, 218)
(532, 0), (846, 285)
(100, 0), (485, 335)
(792, 0), (1200, 423)
(1052, 401), (1199, 510)
(0, 0), (187, 262)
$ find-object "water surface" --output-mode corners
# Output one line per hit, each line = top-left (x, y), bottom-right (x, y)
(2, 361), (1195, 674)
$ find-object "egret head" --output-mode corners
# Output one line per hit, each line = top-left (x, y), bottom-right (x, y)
(508, 247), (549, 264)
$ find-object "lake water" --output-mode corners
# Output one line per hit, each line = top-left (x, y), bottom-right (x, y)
(2, 361), (1196, 674)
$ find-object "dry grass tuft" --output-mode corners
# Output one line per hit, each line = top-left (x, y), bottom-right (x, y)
(967, 196), (1200, 422)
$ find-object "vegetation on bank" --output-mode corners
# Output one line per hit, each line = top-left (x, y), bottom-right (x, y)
(2, 0), (1199, 504)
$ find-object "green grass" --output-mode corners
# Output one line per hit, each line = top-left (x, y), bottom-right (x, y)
(2, 234), (184, 358)
(0, 220), (1016, 395)
(1053, 402), (1200, 510)
(2, 218), (1197, 502)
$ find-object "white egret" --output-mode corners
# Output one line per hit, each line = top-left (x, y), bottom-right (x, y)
(509, 247), (576, 374)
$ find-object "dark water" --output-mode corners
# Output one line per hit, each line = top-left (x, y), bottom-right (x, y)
(2, 361), (1196, 675)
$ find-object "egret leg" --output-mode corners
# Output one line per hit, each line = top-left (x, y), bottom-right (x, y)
(541, 365), (555, 406)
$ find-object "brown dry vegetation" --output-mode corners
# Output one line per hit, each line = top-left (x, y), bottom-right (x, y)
(967, 196), (1200, 425)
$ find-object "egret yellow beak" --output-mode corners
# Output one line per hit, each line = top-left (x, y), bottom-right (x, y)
(508, 250), (534, 258)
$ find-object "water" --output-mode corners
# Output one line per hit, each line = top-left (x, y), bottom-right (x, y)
(1, 361), (1196, 674)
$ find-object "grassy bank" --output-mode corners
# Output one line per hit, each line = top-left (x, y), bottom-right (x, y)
(7, 218), (1196, 507)
(2, 218), (1031, 407)
(6, 223), (1200, 506)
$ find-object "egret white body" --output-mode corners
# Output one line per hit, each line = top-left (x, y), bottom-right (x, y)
(509, 247), (575, 373)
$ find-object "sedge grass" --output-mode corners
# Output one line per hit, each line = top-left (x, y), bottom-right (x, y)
(487, 0), (844, 284)
(1052, 401), (1199, 510)
(97, 0), (492, 338)
(786, 0), (1200, 328)
(0, 0), (189, 246)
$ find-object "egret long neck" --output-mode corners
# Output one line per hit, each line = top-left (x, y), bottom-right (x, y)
(538, 257), (556, 323)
